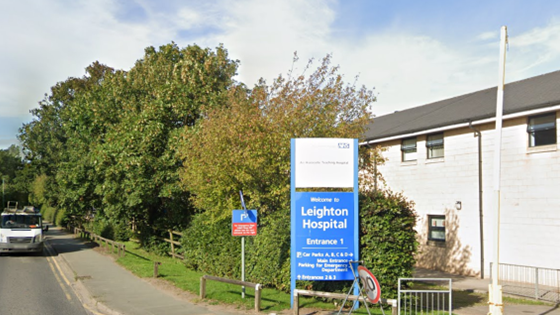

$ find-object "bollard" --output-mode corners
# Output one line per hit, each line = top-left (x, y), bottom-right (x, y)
(153, 262), (162, 278)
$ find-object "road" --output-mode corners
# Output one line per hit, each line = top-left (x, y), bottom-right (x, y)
(0, 248), (89, 315)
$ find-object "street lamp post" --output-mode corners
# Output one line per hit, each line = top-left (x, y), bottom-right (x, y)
(488, 25), (507, 315)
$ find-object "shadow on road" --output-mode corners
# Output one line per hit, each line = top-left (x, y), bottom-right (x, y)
(43, 226), (99, 257)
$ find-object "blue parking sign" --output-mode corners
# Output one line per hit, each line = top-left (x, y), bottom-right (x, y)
(232, 210), (257, 236)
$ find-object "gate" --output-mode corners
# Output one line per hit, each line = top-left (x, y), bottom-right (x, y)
(398, 278), (452, 314)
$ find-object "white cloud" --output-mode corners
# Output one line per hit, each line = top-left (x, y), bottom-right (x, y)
(0, 0), (181, 117)
(507, 19), (560, 78)
(200, 0), (336, 86)
(176, 8), (203, 29)
(2, 0), (560, 148)
(324, 33), (499, 115)
(477, 31), (498, 41)
(190, 0), (501, 115)
(181, 0), (526, 115)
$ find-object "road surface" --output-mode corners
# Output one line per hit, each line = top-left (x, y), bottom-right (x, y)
(0, 248), (90, 315)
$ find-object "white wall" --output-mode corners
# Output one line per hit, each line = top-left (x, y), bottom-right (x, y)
(374, 110), (560, 277)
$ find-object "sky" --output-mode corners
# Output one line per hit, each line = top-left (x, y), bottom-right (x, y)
(2, 0), (560, 149)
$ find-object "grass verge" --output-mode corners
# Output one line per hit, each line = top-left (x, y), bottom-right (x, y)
(96, 241), (551, 314)
(110, 241), (388, 314)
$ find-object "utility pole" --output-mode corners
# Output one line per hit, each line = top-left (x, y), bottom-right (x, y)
(2, 177), (5, 208)
(489, 25), (507, 315)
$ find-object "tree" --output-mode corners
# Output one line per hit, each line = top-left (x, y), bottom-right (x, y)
(179, 54), (375, 220)
(92, 43), (238, 233)
(179, 55), (376, 288)
(0, 145), (26, 206)
(19, 62), (116, 220)
(19, 43), (238, 234)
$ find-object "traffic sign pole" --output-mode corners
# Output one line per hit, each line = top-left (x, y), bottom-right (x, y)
(238, 191), (249, 299)
(242, 236), (245, 298)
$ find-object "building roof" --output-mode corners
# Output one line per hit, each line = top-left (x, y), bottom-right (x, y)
(364, 70), (560, 142)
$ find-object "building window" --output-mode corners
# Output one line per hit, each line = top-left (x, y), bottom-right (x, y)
(426, 133), (444, 159)
(401, 137), (417, 161)
(528, 113), (556, 147)
(428, 215), (445, 242)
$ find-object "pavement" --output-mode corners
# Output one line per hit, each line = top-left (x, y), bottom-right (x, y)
(44, 226), (255, 315)
(414, 268), (560, 315)
(44, 226), (559, 315)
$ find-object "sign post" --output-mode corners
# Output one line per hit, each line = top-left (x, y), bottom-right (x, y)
(290, 138), (359, 308)
(232, 191), (257, 298)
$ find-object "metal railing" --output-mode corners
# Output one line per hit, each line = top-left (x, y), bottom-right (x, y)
(490, 262), (560, 302)
(398, 278), (452, 315)
(292, 289), (398, 315)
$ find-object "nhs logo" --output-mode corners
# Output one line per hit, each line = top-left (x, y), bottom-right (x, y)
(338, 143), (350, 149)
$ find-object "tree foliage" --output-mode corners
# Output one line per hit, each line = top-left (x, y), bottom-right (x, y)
(179, 55), (377, 290)
(19, 43), (238, 235)
(0, 145), (27, 206)
(179, 55), (375, 220)
(17, 43), (419, 298)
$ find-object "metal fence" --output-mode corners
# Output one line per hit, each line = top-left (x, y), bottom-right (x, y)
(398, 278), (452, 315)
(490, 262), (560, 302)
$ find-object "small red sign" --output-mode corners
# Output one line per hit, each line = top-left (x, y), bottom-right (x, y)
(232, 223), (257, 236)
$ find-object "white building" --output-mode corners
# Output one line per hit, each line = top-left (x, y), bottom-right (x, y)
(362, 70), (560, 278)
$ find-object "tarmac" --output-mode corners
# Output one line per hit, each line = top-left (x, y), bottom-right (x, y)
(45, 226), (559, 315)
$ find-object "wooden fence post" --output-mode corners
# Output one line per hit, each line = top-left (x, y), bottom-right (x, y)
(255, 284), (262, 312)
(200, 276), (206, 299)
(169, 230), (175, 258)
(153, 262), (161, 278)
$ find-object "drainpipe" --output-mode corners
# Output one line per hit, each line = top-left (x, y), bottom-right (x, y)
(469, 121), (484, 279)
(365, 144), (378, 192)
(373, 151), (378, 192)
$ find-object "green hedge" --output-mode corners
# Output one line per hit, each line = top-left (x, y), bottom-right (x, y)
(181, 189), (417, 298)
(359, 189), (418, 298)
(88, 217), (132, 242)
(182, 209), (291, 287)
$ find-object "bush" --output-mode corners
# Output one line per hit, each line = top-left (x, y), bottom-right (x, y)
(135, 224), (170, 256)
(180, 190), (417, 296)
(245, 209), (291, 290)
(88, 217), (132, 242)
(182, 209), (292, 289)
(182, 213), (240, 277)
(359, 189), (418, 298)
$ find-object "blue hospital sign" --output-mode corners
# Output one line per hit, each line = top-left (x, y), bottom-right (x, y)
(294, 192), (354, 281)
(290, 138), (359, 307)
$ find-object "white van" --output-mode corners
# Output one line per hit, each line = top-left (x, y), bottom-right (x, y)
(0, 202), (48, 254)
